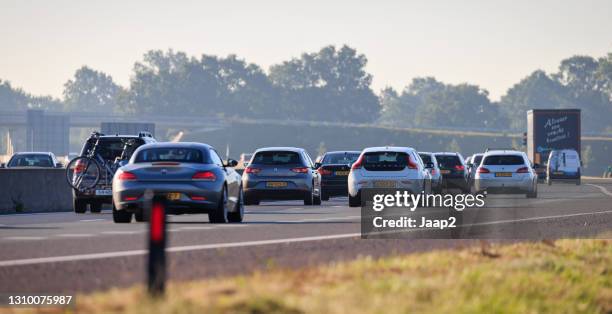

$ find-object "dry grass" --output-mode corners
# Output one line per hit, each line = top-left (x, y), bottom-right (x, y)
(7, 239), (612, 314)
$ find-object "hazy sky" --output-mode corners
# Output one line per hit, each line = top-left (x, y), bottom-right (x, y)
(1, 0), (611, 100)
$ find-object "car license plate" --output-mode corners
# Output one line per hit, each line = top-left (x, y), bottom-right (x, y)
(374, 181), (396, 188)
(95, 189), (112, 196)
(335, 171), (349, 176)
(495, 172), (513, 177)
(440, 169), (451, 174)
(167, 193), (181, 200)
(266, 181), (288, 188)
(554, 171), (564, 175)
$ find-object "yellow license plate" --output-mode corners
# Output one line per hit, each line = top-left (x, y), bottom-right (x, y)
(167, 193), (181, 200)
(335, 171), (349, 176)
(266, 181), (288, 188)
(374, 181), (396, 188)
(440, 169), (451, 174)
(495, 172), (513, 177)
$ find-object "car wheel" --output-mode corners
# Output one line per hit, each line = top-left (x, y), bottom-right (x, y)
(526, 185), (538, 198)
(304, 189), (314, 206)
(90, 201), (102, 213)
(576, 179), (581, 185)
(244, 193), (259, 206)
(73, 199), (87, 213)
(209, 186), (229, 223)
(349, 192), (361, 207)
(112, 204), (132, 223)
(321, 190), (330, 201)
(134, 210), (146, 222)
(547, 177), (552, 186)
(313, 191), (322, 205)
(228, 187), (244, 223)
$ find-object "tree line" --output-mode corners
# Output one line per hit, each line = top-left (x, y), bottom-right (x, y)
(1, 45), (611, 133)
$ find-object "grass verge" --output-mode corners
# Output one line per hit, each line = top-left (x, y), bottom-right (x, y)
(13, 240), (612, 314)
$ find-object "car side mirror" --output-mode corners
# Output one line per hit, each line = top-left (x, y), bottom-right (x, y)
(533, 163), (540, 169)
(425, 162), (434, 169)
(224, 159), (238, 167)
(55, 162), (64, 168)
(314, 162), (322, 169)
(243, 162), (249, 167)
(466, 163), (473, 167)
(0, 163), (4, 168)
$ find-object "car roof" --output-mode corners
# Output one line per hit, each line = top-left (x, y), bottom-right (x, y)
(471, 153), (484, 157)
(12, 152), (54, 155)
(418, 152), (435, 155)
(483, 150), (525, 156)
(324, 151), (361, 154)
(137, 142), (212, 150)
(434, 152), (460, 156)
(254, 147), (304, 153)
(362, 146), (416, 153)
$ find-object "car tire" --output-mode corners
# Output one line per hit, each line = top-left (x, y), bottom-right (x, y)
(304, 189), (314, 206)
(228, 187), (244, 223)
(313, 192), (322, 205)
(112, 204), (132, 223)
(547, 177), (552, 186)
(526, 185), (538, 198)
(349, 192), (361, 207)
(73, 199), (87, 213)
(321, 190), (330, 201)
(576, 179), (581, 186)
(209, 187), (229, 223)
(244, 194), (259, 206)
(134, 210), (146, 222)
(90, 201), (102, 213)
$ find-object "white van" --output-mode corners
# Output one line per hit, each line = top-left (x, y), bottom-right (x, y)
(546, 149), (581, 185)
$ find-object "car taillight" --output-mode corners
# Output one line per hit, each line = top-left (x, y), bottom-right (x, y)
(317, 168), (332, 175)
(74, 159), (86, 173)
(351, 155), (364, 170)
(117, 171), (137, 181)
(190, 196), (206, 201)
(192, 171), (216, 181)
(406, 155), (418, 169)
(516, 167), (529, 173)
(430, 169), (436, 175)
(454, 165), (465, 171)
(291, 167), (309, 173)
(245, 167), (261, 174)
(477, 167), (490, 174)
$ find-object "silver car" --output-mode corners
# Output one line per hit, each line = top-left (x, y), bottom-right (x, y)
(418, 152), (443, 193)
(242, 147), (321, 205)
(474, 150), (538, 198)
(112, 142), (243, 223)
(348, 147), (431, 207)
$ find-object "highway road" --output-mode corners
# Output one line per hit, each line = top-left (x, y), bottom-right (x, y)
(0, 179), (611, 293)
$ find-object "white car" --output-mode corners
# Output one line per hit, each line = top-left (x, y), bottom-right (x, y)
(474, 150), (538, 198)
(546, 149), (581, 185)
(348, 147), (431, 207)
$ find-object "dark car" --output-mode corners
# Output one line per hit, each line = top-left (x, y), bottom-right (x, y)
(112, 142), (243, 223)
(5, 152), (62, 168)
(315, 151), (360, 200)
(73, 132), (156, 213)
(466, 153), (484, 189)
(242, 147), (321, 205)
(434, 152), (469, 193)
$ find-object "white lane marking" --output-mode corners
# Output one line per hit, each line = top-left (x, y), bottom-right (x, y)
(56, 234), (94, 238)
(3, 236), (47, 241)
(80, 219), (106, 222)
(100, 231), (142, 235)
(1, 209), (611, 267)
(275, 216), (360, 223)
(586, 184), (612, 197)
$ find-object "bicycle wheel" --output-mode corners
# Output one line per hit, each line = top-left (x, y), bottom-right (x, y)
(66, 157), (101, 191)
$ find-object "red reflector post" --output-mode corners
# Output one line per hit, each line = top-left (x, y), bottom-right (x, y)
(148, 196), (167, 296)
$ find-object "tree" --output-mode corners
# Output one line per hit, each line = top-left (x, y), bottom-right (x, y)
(269, 45), (379, 122)
(63, 66), (123, 113)
(0, 79), (62, 112)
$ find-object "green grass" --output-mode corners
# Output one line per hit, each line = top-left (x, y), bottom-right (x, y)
(14, 240), (612, 314)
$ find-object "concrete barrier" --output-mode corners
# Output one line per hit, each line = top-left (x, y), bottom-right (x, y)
(0, 168), (72, 213)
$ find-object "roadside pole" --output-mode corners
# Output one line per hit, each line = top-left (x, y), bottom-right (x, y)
(148, 195), (167, 296)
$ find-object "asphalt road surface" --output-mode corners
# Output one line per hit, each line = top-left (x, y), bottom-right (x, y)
(0, 179), (611, 293)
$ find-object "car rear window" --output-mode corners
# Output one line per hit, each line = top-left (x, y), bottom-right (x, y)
(418, 154), (432, 164)
(483, 155), (525, 165)
(363, 152), (409, 171)
(252, 151), (302, 165)
(8, 154), (53, 167)
(134, 148), (207, 163)
(473, 155), (483, 165)
(435, 155), (461, 168)
(322, 152), (360, 164)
